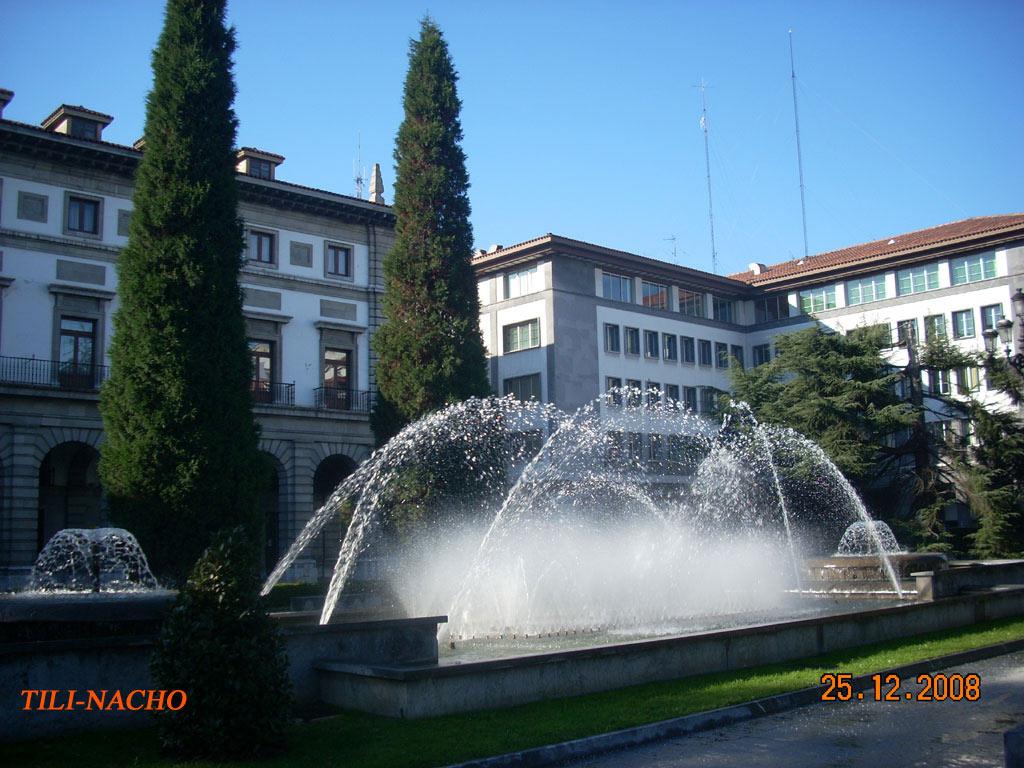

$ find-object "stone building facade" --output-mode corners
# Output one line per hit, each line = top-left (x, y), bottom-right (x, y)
(0, 96), (394, 587)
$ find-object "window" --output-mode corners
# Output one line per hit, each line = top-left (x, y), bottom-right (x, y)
(249, 230), (276, 265)
(625, 379), (642, 407)
(647, 433), (663, 462)
(753, 343), (771, 366)
(58, 317), (96, 387)
(624, 327), (640, 355)
(897, 319), (918, 346)
(981, 304), (1004, 332)
(504, 373), (541, 401)
(700, 387), (718, 415)
(249, 158), (273, 179)
(326, 243), (352, 277)
(715, 342), (729, 369)
(644, 330), (659, 359)
(897, 264), (939, 295)
(663, 334), (678, 362)
(754, 295), (790, 322)
(698, 339), (713, 367)
(605, 376), (623, 406)
(681, 336), (696, 364)
(956, 366), (979, 395)
(642, 281), (669, 310)
(249, 339), (274, 403)
(646, 381), (661, 407)
(66, 195), (100, 235)
(665, 384), (680, 403)
(604, 323), (621, 353)
(924, 314), (946, 343)
(602, 272), (635, 303)
(799, 285), (837, 314)
(846, 275), (886, 306)
(506, 265), (540, 298)
(68, 119), (99, 140)
(952, 310), (975, 339)
(731, 345), (744, 369)
(950, 253), (996, 286)
(678, 288), (706, 317)
(503, 319), (540, 353)
(683, 386), (698, 412)
(927, 369), (951, 396)
(322, 348), (351, 408)
(712, 296), (734, 323)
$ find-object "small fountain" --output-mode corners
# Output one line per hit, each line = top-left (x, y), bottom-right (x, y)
(29, 528), (158, 593)
(837, 520), (902, 556)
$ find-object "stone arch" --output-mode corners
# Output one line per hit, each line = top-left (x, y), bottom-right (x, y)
(258, 451), (287, 573)
(310, 452), (358, 580)
(37, 441), (103, 552)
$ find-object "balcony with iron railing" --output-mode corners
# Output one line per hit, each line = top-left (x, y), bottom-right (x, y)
(0, 356), (109, 392)
(314, 386), (374, 413)
(250, 379), (295, 406)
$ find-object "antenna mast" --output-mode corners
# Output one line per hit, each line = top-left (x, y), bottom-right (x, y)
(353, 132), (365, 199)
(696, 79), (718, 275)
(789, 29), (809, 258)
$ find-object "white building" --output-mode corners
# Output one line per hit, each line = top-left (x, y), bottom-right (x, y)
(475, 214), (1024, 424)
(0, 93), (394, 586)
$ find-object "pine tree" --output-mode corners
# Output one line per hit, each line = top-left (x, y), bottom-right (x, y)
(99, 0), (263, 583)
(372, 18), (490, 444)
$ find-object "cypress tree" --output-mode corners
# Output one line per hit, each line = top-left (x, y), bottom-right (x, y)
(99, 0), (263, 583)
(372, 18), (490, 444)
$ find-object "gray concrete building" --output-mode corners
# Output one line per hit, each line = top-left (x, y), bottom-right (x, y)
(0, 94), (395, 588)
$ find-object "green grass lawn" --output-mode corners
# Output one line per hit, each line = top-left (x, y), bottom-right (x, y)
(6, 615), (1024, 768)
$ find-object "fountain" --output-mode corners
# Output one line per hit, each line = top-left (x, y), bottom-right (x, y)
(29, 528), (158, 593)
(264, 389), (908, 647)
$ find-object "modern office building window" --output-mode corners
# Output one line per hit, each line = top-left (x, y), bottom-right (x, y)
(249, 230), (276, 265)
(924, 314), (947, 342)
(980, 304), (1004, 331)
(602, 272), (635, 303)
(731, 344), (744, 369)
(897, 318), (918, 345)
(950, 253), (996, 286)
(799, 285), (837, 313)
(644, 330), (659, 359)
(624, 327), (641, 355)
(646, 381), (662, 407)
(503, 319), (541, 353)
(504, 373), (541, 401)
(625, 378), (642, 407)
(700, 387), (718, 415)
(897, 264), (939, 295)
(506, 265), (540, 298)
(665, 383), (680, 403)
(663, 333), (678, 362)
(754, 295), (790, 322)
(846, 275), (886, 305)
(681, 336), (696, 364)
(325, 243), (352, 277)
(715, 342), (729, 369)
(642, 281), (669, 310)
(605, 376), (623, 406)
(66, 195), (100, 235)
(752, 343), (771, 366)
(604, 323), (621, 353)
(698, 339), (713, 367)
(712, 296), (734, 323)
(683, 386), (698, 412)
(952, 309), (975, 339)
(678, 288), (706, 317)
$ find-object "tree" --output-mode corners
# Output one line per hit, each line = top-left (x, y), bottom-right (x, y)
(372, 17), (490, 444)
(99, 0), (263, 583)
(152, 528), (291, 759)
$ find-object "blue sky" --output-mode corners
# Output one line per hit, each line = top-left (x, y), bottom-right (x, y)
(2, 0), (1021, 275)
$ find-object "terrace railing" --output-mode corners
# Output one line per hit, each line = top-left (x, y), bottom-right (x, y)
(0, 356), (109, 392)
(314, 386), (374, 413)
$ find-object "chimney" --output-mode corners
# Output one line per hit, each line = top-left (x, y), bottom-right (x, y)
(748, 262), (767, 275)
(487, 244), (503, 254)
(369, 163), (385, 204)
(41, 104), (113, 141)
(235, 147), (284, 180)
(0, 89), (13, 119)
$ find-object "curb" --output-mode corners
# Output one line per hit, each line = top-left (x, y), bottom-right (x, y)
(444, 637), (1024, 768)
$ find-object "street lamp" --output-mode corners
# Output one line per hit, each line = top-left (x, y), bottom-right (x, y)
(983, 327), (999, 355)
(996, 317), (1014, 356)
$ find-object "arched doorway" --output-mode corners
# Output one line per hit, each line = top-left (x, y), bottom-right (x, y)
(312, 454), (356, 580)
(258, 453), (283, 574)
(37, 442), (103, 552)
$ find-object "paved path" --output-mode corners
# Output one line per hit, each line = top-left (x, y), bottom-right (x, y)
(563, 651), (1024, 768)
